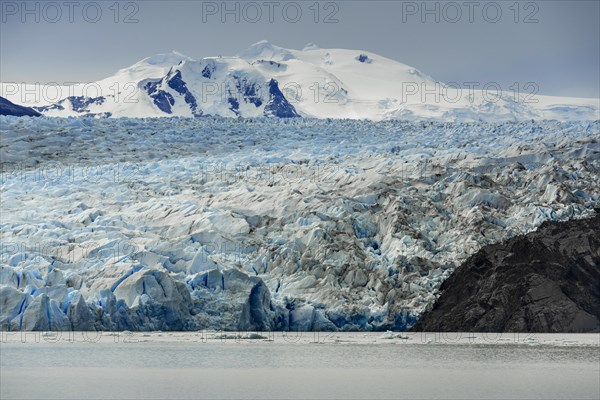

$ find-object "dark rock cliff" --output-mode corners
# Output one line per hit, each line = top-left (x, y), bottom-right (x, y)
(413, 212), (600, 333)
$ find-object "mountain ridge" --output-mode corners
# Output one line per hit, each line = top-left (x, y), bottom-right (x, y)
(0, 96), (41, 117)
(1, 41), (599, 121)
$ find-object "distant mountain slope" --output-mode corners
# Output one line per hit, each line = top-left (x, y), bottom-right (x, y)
(412, 212), (600, 333)
(2, 41), (598, 120)
(0, 96), (40, 117)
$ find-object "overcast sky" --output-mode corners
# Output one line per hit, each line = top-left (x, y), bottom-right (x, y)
(1, 0), (599, 97)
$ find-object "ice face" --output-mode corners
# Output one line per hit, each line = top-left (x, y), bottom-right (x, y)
(0, 117), (598, 331)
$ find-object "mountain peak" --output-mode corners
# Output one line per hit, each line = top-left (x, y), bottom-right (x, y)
(302, 43), (320, 51)
(135, 51), (195, 67)
(238, 41), (294, 61)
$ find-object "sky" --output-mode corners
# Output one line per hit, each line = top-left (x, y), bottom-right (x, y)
(1, 0), (599, 98)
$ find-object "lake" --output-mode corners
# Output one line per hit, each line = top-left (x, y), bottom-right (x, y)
(1, 332), (598, 399)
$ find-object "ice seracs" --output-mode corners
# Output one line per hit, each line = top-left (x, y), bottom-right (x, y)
(1, 117), (598, 331)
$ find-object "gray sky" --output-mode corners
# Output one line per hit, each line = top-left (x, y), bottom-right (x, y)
(1, 0), (599, 97)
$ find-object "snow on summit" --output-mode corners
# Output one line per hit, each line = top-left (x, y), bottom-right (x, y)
(2, 41), (598, 121)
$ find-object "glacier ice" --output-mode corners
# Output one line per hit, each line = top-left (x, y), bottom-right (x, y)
(0, 116), (599, 331)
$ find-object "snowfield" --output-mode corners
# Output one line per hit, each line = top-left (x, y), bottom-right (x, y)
(1, 116), (599, 331)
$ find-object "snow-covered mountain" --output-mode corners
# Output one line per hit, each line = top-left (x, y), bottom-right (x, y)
(3, 41), (598, 121)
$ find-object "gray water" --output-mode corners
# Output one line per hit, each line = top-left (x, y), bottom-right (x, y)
(1, 332), (599, 399)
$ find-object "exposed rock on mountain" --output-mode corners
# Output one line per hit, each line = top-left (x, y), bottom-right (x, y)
(0, 96), (41, 117)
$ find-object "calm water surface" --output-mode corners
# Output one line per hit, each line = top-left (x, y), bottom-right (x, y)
(1, 332), (598, 399)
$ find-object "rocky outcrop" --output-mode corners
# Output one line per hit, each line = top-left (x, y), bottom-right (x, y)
(263, 79), (299, 118)
(0, 96), (41, 117)
(412, 212), (600, 333)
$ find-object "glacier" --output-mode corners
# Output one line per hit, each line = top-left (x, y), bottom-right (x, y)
(1, 116), (599, 331)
